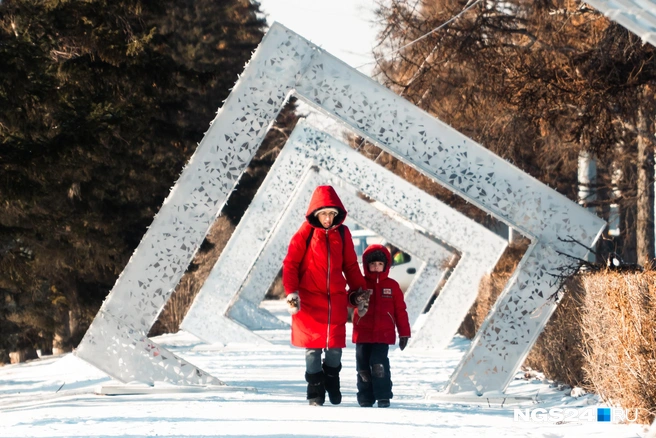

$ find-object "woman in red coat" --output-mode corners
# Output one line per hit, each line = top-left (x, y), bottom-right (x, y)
(352, 244), (411, 408)
(283, 185), (366, 406)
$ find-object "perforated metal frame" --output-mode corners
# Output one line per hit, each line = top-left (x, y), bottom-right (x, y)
(77, 23), (605, 393)
(226, 169), (456, 333)
(183, 124), (505, 354)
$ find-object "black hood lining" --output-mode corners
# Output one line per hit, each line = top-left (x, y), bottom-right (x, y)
(307, 207), (346, 229)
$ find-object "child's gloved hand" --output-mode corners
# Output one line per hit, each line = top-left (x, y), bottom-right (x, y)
(399, 337), (409, 351)
(350, 288), (371, 304)
(286, 292), (300, 315)
(350, 288), (371, 317)
(357, 296), (371, 317)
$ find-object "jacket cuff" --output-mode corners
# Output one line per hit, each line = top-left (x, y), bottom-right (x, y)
(348, 291), (358, 307)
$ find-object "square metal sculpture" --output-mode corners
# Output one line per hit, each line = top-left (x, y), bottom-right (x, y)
(183, 122), (506, 355)
(226, 169), (456, 333)
(76, 23), (605, 393)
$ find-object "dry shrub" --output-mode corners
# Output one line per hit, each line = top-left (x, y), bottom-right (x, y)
(457, 238), (529, 338)
(524, 277), (586, 387)
(580, 270), (656, 424)
(149, 216), (235, 336)
(265, 271), (285, 300)
(9, 349), (38, 364)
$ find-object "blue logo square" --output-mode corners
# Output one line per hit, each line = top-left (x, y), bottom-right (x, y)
(597, 408), (611, 422)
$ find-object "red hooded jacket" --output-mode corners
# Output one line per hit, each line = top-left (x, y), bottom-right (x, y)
(352, 244), (411, 345)
(282, 186), (366, 349)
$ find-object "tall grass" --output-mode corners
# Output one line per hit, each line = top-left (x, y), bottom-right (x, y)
(459, 244), (655, 424)
(579, 271), (656, 423)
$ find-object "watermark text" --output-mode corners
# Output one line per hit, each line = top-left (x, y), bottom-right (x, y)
(514, 407), (638, 423)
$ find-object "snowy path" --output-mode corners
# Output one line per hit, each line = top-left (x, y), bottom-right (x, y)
(0, 300), (648, 437)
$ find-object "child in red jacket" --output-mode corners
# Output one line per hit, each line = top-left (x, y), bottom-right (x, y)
(351, 244), (411, 408)
(282, 185), (367, 406)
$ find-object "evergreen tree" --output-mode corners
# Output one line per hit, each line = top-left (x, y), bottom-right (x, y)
(0, 0), (287, 359)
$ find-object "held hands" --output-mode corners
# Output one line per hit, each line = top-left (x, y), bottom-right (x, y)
(352, 288), (372, 317)
(399, 337), (409, 351)
(286, 292), (300, 315)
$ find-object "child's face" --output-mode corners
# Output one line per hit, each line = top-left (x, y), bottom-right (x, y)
(317, 210), (337, 228)
(368, 261), (385, 273)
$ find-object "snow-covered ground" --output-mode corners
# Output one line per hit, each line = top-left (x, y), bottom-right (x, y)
(0, 300), (650, 437)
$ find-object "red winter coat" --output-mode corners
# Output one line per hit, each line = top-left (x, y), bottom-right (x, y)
(282, 185), (366, 349)
(352, 244), (411, 345)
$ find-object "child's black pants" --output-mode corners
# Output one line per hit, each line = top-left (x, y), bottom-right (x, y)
(355, 343), (392, 404)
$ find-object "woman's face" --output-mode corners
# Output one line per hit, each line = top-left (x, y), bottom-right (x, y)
(317, 210), (337, 228)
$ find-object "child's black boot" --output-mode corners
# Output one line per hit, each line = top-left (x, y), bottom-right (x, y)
(377, 399), (390, 408)
(356, 369), (375, 407)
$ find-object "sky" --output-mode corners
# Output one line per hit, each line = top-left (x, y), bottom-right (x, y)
(0, 301), (652, 438)
(255, 0), (383, 142)
(257, 0), (380, 75)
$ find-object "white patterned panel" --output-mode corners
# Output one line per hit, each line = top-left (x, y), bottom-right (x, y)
(293, 52), (606, 392)
(228, 300), (288, 331)
(446, 241), (567, 394)
(179, 164), (316, 340)
(287, 125), (507, 352)
(227, 168), (454, 332)
(183, 122), (505, 352)
(331, 177), (453, 329)
(295, 53), (602, 252)
(76, 25), (317, 384)
(225, 173), (317, 332)
(75, 310), (222, 385)
(78, 22), (606, 393)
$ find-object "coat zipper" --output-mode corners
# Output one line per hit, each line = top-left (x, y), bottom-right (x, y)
(374, 273), (379, 329)
(325, 229), (331, 350)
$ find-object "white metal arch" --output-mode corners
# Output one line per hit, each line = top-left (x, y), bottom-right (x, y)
(76, 24), (605, 393)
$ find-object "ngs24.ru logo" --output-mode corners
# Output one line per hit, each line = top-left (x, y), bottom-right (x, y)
(514, 407), (638, 423)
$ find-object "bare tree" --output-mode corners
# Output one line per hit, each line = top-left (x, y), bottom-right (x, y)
(635, 86), (655, 266)
(374, 0), (656, 262)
